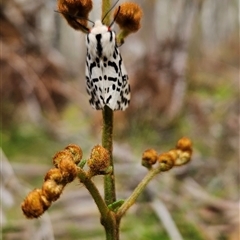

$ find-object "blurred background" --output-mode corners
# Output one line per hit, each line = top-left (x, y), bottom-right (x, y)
(1, 0), (239, 239)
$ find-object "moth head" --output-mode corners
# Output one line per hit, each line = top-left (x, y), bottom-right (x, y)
(91, 20), (108, 34)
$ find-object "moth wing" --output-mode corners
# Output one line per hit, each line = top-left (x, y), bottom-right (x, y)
(85, 51), (105, 110)
(103, 47), (130, 111)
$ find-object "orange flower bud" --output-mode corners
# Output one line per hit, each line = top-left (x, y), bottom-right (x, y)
(52, 149), (74, 168)
(88, 145), (110, 175)
(65, 144), (83, 165)
(114, 2), (143, 33)
(168, 149), (178, 162)
(174, 137), (193, 166)
(176, 137), (193, 153)
(174, 149), (192, 166)
(158, 153), (174, 171)
(44, 168), (63, 184)
(142, 149), (158, 169)
(42, 180), (65, 202)
(57, 0), (93, 31)
(58, 158), (78, 183)
(21, 189), (51, 219)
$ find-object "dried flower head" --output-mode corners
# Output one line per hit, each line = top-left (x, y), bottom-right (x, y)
(158, 153), (174, 171)
(21, 189), (51, 219)
(114, 2), (143, 33)
(57, 0), (93, 31)
(142, 149), (158, 169)
(88, 145), (110, 175)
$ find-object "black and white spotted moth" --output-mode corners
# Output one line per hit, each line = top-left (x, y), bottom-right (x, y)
(85, 19), (130, 111)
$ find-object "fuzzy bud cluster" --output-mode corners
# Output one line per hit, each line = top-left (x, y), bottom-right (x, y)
(57, 0), (93, 31)
(87, 145), (110, 176)
(141, 149), (158, 169)
(21, 144), (82, 219)
(57, 0), (143, 39)
(174, 137), (193, 166)
(114, 3), (142, 32)
(114, 2), (143, 42)
(142, 137), (193, 172)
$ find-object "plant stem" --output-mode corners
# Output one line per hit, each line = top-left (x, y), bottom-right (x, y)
(101, 1), (118, 239)
(116, 167), (161, 219)
(101, 105), (118, 240)
(102, 106), (116, 206)
(78, 169), (109, 219)
(78, 169), (118, 239)
(102, 0), (111, 24)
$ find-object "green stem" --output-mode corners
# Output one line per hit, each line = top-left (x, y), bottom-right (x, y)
(102, 106), (118, 239)
(116, 167), (161, 219)
(101, 0), (118, 239)
(102, 106), (116, 206)
(78, 169), (118, 239)
(102, 0), (111, 24)
(78, 169), (109, 219)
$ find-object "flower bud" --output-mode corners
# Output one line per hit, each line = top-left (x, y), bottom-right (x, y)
(176, 137), (193, 153)
(52, 149), (74, 168)
(57, 0), (93, 31)
(114, 2), (143, 34)
(174, 137), (193, 166)
(88, 145), (110, 175)
(168, 149), (178, 162)
(21, 189), (51, 219)
(58, 158), (78, 183)
(174, 149), (192, 166)
(42, 180), (65, 202)
(158, 153), (174, 171)
(142, 149), (158, 169)
(65, 144), (83, 165)
(44, 168), (63, 184)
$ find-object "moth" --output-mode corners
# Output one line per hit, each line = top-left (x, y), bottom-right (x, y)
(57, 4), (130, 110)
(85, 17), (130, 111)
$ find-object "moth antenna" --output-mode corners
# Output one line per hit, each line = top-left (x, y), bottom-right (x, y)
(102, 0), (119, 23)
(109, 6), (120, 28)
(55, 10), (91, 32)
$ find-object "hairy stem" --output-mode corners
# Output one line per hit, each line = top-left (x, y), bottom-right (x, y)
(78, 169), (109, 219)
(101, 0), (118, 239)
(102, 106), (116, 205)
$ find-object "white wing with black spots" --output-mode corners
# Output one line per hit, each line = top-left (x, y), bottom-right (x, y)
(85, 20), (130, 111)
